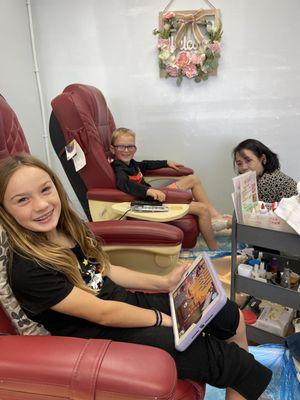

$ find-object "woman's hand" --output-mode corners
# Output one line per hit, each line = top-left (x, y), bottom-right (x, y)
(160, 261), (191, 292)
(146, 188), (166, 202)
(167, 160), (182, 170)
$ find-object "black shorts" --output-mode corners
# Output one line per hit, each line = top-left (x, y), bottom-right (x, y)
(97, 280), (272, 399)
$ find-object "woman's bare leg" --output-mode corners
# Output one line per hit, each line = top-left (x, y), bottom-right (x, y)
(189, 202), (218, 250)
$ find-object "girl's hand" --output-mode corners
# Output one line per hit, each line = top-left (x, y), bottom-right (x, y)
(146, 188), (166, 202)
(161, 261), (191, 292)
(167, 160), (182, 170)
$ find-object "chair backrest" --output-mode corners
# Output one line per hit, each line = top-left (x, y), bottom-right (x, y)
(0, 95), (30, 159)
(50, 84), (117, 219)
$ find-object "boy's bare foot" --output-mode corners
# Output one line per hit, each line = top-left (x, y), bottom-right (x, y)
(212, 217), (231, 232)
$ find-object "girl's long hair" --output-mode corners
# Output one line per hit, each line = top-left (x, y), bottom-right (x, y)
(0, 154), (109, 295)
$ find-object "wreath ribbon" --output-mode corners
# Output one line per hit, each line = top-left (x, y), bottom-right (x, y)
(174, 9), (217, 47)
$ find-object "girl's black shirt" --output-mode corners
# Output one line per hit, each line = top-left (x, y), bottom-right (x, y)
(9, 245), (127, 337)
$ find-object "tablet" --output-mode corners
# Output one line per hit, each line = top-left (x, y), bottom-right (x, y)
(169, 253), (227, 351)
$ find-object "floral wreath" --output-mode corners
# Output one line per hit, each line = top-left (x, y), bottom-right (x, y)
(153, 10), (222, 86)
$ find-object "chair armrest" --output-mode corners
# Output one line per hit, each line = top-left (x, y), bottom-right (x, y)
(89, 220), (183, 246)
(0, 336), (177, 400)
(145, 166), (194, 177)
(161, 188), (193, 204)
(87, 188), (192, 204)
(88, 188), (135, 202)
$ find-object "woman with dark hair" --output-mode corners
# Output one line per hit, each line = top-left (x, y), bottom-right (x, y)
(233, 139), (297, 203)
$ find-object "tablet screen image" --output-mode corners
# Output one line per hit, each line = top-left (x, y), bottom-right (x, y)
(169, 253), (226, 351)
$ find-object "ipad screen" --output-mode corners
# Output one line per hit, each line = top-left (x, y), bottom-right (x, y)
(172, 257), (219, 338)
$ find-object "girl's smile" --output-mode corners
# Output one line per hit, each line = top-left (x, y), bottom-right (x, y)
(3, 166), (61, 238)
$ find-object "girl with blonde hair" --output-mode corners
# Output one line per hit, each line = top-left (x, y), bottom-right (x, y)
(0, 154), (271, 400)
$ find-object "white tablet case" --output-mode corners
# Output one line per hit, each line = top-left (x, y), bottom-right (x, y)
(169, 252), (227, 351)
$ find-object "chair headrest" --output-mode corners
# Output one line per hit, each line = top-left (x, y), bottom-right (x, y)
(52, 84), (115, 157)
(0, 95), (30, 159)
(51, 84), (117, 189)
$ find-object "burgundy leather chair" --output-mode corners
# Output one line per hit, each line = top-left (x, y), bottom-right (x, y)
(50, 84), (199, 248)
(0, 305), (205, 400)
(0, 95), (29, 158)
(0, 94), (186, 274)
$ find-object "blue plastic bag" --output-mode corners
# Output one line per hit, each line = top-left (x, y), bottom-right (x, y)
(252, 344), (300, 400)
(204, 344), (299, 400)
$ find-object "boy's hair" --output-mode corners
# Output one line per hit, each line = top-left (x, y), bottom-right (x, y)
(111, 127), (136, 145)
(233, 138), (280, 173)
(0, 153), (109, 295)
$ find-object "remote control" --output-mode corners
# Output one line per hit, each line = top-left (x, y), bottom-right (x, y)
(131, 205), (169, 212)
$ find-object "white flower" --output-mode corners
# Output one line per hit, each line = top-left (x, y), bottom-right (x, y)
(159, 50), (171, 61)
(165, 54), (176, 65)
(206, 23), (213, 33)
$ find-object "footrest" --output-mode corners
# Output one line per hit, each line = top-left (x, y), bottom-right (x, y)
(89, 220), (183, 246)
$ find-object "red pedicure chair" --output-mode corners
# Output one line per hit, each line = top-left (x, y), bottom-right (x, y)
(50, 84), (199, 249)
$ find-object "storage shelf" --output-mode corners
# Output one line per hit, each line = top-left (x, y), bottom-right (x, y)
(235, 276), (300, 309)
(231, 215), (300, 344)
(246, 325), (285, 344)
(236, 224), (299, 255)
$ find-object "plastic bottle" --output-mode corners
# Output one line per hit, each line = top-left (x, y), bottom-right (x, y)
(248, 250), (261, 267)
(271, 257), (279, 273)
(259, 262), (266, 279)
(281, 268), (291, 288)
(259, 202), (269, 228)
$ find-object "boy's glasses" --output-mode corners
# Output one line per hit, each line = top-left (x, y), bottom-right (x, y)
(113, 145), (136, 151)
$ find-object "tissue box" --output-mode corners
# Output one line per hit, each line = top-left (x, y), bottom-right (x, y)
(255, 305), (294, 337)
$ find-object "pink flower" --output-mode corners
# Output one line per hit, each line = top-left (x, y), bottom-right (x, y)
(162, 11), (175, 20)
(208, 41), (221, 54)
(190, 53), (206, 66)
(166, 64), (180, 77)
(158, 38), (170, 51)
(182, 63), (198, 79)
(175, 51), (190, 68)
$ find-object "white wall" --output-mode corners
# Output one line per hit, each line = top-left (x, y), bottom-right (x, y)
(0, 0), (44, 158)
(0, 0), (85, 216)
(2, 0), (300, 215)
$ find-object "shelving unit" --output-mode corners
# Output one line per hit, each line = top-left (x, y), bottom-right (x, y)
(230, 214), (300, 344)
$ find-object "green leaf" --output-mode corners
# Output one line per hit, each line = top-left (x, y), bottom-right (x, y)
(202, 74), (209, 81)
(194, 76), (202, 83)
(211, 59), (218, 69)
(172, 20), (179, 29)
(161, 29), (171, 39)
(158, 59), (165, 69)
(176, 76), (183, 86)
